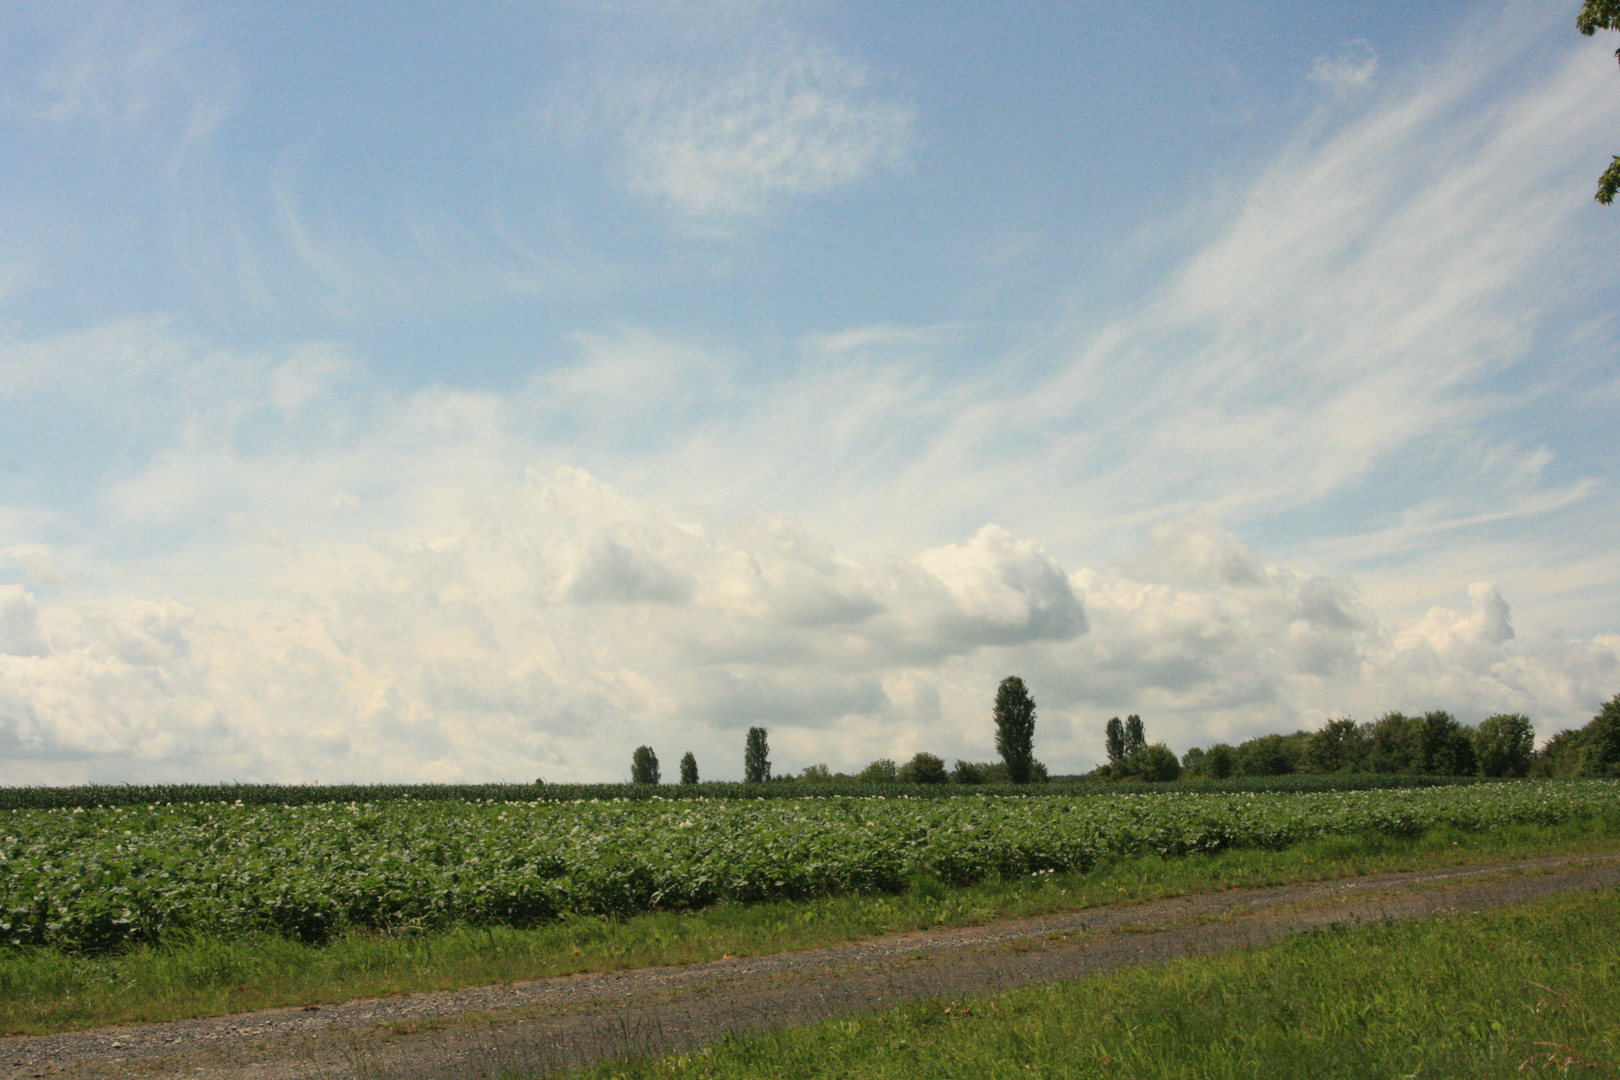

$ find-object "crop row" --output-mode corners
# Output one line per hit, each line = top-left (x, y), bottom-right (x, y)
(0, 774), (1487, 811)
(1, 781), (1614, 953)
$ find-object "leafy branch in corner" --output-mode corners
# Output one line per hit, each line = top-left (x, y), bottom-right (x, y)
(1579, 0), (1620, 203)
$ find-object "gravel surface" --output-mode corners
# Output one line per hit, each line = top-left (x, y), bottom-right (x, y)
(3, 852), (1617, 1080)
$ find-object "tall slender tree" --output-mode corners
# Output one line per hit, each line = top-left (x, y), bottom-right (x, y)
(679, 751), (699, 785)
(1123, 715), (1146, 757)
(1105, 717), (1126, 765)
(993, 676), (1037, 784)
(631, 746), (660, 785)
(744, 727), (771, 783)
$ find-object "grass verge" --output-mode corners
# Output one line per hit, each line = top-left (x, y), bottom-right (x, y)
(1, 816), (1616, 1036)
(564, 885), (1620, 1079)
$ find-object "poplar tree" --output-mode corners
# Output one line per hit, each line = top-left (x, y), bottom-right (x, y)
(744, 727), (771, 783)
(631, 746), (660, 785)
(1124, 714), (1147, 756)
(1105, 717), (1126, 765)
(679, 751), (699, 785)
(993, 676), (1037, 784)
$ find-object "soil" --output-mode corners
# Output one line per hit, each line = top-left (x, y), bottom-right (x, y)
(3, 851), (1617, 1080)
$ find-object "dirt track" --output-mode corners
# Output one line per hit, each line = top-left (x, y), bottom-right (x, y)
(4, 852), (1618, 1080)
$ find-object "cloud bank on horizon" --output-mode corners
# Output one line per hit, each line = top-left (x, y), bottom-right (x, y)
(0, 1), (1617, 783)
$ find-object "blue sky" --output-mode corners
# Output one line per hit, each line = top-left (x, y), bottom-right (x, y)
(1, 0), (1618, 783)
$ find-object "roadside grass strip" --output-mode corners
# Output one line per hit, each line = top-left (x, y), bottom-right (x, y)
(0, 817), (1615, 1034)
(569, 886), (1620, 1080)
(3, 781), (1617, 956)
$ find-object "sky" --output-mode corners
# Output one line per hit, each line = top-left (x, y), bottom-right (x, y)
(1, 0), (1618, 784)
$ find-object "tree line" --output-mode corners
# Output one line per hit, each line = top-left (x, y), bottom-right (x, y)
(1096, 692), (1620, 782)
(628, 676), (1047, 786)
(627, 682), (1620, 787)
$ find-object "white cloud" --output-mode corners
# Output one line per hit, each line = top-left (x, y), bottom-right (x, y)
(0, 585), (48, 657)
(508, 21), (1620, 592)
(839, 22), (1620, 574)
(915, 526), (1087, 646)
(614, 43), (914, 226)
(1, 402), (1613, 783)
(1, 8), (1617, 783)
(0, 316), (184, 401)
(1307, 39), (1379, 99)
(3, 2), (233, 147)
(1399, 581), (1515, 666)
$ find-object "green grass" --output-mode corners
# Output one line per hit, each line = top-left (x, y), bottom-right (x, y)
(0, 816), (1614, 1035)
(568, 887), (1620, 1080)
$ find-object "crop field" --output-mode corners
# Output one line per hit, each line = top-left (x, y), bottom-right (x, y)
(3, 780), (1615, 955)
(0, 773), (1488, 811)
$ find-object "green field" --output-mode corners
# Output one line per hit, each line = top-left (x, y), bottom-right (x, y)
(0, 772), (1495, 811)
(4, 781), (1617, 954)
(5, 780), (1617, 954)
(0, 793), (1613, 1036)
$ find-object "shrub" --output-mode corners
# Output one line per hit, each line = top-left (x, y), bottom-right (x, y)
(857, 758), (898, 782)
(1122, 743), (1181, 782)
(1238, 734), (1297, 777)
(898, 752), (948, 784)
(951, 760), (987, 784)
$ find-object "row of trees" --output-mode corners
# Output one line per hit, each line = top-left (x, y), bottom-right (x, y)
(1170, 711), (1535, 781)
(632, 687), (1620, 787)
(1530, 694), (1620, 777)
(1096, 714), (1183, 782)
(627, 676), (1048, 786)
(631, 725), (776, 785)
(796, 754), (1049, 785)
(1097, 694), (1620, 782)
(630, 746), (700, 785)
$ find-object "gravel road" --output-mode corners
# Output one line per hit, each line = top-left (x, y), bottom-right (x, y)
(4, 851), (1617, 1080)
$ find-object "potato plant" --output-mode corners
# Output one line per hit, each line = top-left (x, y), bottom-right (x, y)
(0, 781), (1613, 953)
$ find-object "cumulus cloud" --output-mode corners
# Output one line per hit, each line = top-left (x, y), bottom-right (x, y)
(1399, 581), (1515, 670)
(1133, 518), (1266, 587)
(508, 18), (1620, 615)
(1, 434), (1614, 785)
(915, 526), (1087, 646)
(0, 9), (1616, 783)
(0, 585), (48, 657)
